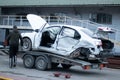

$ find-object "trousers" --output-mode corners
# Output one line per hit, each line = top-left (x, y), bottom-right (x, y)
(9, 44), (18, 58)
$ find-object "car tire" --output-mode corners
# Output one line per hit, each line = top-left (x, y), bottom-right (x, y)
(35, 56), (48, 71)
(23, 38), (32, 51)
(23, 55), (35, 68)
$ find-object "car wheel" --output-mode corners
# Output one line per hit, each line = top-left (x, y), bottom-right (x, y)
(23, 38), (32, 51)
(35, 56), (48, 71)
(23, 55), (35, 68)
(61, 64), (72, 69)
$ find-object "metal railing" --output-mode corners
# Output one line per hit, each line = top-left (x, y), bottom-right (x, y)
(0, 15), (29, 26)
(0, 15), (119, 34)
(0, 15), (105, 30)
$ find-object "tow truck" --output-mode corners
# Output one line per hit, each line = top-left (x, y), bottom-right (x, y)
(0, 14), (116, 70)
(22, 26), (116, 70)
(21, 14), (107, 71)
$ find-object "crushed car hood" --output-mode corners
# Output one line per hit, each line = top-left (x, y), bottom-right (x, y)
(27, 14), (49, 30)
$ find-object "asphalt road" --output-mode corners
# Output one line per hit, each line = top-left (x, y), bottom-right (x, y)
(0, 54), (120, 80)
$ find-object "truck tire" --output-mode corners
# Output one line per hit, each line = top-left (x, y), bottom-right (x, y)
(23, 55), (35, 68)
(61, 64), (72, 69)
(23, 38), (32, 51)
(35, 56), (48, 71)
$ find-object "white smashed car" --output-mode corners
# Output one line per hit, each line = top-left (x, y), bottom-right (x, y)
(21, 14), (103, 59)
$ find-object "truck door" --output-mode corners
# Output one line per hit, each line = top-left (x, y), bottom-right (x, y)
(56, 27), (81, 52)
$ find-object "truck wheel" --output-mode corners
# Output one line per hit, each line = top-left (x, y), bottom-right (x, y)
(61, 64), (72, 69)
(35, 56), (48, 71)
(23, 55), (35, 68)
(23, 38), (32, 51)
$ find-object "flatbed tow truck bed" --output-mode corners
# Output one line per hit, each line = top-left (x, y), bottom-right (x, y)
(22, 50), (107, 71)
(0, 47), (107, 70)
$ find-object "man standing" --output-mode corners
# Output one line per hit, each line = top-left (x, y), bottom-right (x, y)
(6, 25), (23, 68)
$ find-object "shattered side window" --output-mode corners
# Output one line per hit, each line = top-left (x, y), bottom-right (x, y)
(61, 28), (75, 38)
(61, 27), (80, 40)
(44, 26), (61, 39)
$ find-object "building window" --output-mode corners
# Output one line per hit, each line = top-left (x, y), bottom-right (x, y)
(90, 13), (112, 24)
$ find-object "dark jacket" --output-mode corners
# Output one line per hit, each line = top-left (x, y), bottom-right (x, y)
(7, 29), (23, 46)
